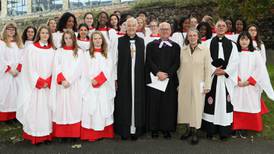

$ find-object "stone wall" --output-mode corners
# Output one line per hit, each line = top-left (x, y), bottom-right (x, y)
(0, 4), (273, 49)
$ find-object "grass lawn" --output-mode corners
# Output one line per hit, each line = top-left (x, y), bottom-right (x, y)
(1, 64), (274, 143)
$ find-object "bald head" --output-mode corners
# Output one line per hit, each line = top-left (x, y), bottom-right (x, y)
(159, 22), (171, 40)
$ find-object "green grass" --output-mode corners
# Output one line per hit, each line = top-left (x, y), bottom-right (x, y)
(258, 64), (274, 139)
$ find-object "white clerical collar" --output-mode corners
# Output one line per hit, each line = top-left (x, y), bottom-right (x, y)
(39, 41), (48, 47)
(159, 40), (172, 48)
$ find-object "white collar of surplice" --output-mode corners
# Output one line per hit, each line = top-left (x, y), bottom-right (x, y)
(159, 40), (172, 48)
(39, 41), (48, 47)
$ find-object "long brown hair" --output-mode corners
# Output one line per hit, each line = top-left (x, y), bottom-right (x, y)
(89, 31), (108, 58)
(1, 22), (23, 48)
(247, 24), (263, 50)
(34, 24), (56, 49)
(61, 29), (78, 57)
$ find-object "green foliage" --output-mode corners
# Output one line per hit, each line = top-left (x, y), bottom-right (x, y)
(216, 0), (272, 23)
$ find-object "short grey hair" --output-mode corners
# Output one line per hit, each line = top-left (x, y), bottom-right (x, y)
(126, 17), (138, 26)
(184, 28), (201, 45)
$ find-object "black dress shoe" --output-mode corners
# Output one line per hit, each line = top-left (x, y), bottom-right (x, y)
(180, 129), (192, 140)
(191, 134), (199, 145)
(121, 136), (128, 140)
(162, 131), (171, 139)
(130, 134), (138, 141)
(151, 131), (159, 138)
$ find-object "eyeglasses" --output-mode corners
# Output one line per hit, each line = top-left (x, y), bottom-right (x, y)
(6, 28), (15, 31)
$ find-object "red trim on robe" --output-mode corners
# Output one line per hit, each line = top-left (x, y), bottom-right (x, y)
(89, 27), (95, 30)
(57, 73), (66, 85)
(94, 48), (102, 52)
(237, 76), (241, 82)
(247, 76), (256, 86)
(150, 33), (160, 37)
(0, 112), (16, 121)
(201, 37), (207, 42)
(23, 131), (52, 144)
(5, 65), (11, 73)
(46, 75), (52, 88)
(260, 98), (269, 115)
(225, 31), (233, 35)
(241, 48), (249, 52)
(97, 27), (110, 31)
(92, 72), (107, 88)
(233, 98), (269, 132)
(34, 42), (52, 49)
(117, 32), (126, 36)
(77, 38), (90, 42)
(52, 122), (81, 138)
(80, 125), (114, 141)
(211, 28), (216, 33)
(35, 77), (46, 89)
(63, 46), (75, 50)
(233, 111), (263, 132)
(16, 64), (22, 72)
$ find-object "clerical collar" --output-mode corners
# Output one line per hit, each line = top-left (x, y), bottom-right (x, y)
(63, 46), (74, 50)
(218, 37), (224, 42)
(94, 48), (102, 52)
(150, 33), (160, 37)
(159, 39), (172, 48)
(34, 42), (52, 49)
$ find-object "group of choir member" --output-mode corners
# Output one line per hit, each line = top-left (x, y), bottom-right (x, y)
(0, 10), (273, 146)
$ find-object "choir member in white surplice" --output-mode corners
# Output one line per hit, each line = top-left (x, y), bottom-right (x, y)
(83, 12), (95, 37)
(144, 20), (160, 46)
(22, 26), (36, 48)
(53, 12), (78, 49)
(16, 25), (55, 144)
(0, 22), (24, 122)
(77, 23), (90, 52)
(81, 31), (115, 141)
(51, 30), (84, 139)
(231, 32), (274, 137)
(171, 16), (190, 48)
(202, 20), (239, 140)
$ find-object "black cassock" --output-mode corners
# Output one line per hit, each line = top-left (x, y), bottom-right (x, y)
(114, 35), (146, 138)
(145, 39), (180, 132)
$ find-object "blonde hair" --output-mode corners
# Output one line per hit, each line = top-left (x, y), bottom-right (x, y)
(136, 16), (146, 36)
(1, 22), (23, 48)
(34, 24), (56, 49)
(61, 29), (79, 57)
(89, 31), (108, 58)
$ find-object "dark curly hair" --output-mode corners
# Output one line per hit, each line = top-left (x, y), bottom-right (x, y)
(197, 22), (212, 40)
(21, 26), (37, 44)
(57, 12), (77, 32)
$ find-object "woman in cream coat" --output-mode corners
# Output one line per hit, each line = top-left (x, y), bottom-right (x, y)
(178, 28), (212, 145)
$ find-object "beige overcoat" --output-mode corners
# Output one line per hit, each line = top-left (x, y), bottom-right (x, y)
(177, 44), (212, 129)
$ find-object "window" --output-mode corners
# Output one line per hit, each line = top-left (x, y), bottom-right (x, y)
(7, 0), (27, 16)
(69, 0), (113, 9)
(32, 0), (63, 13)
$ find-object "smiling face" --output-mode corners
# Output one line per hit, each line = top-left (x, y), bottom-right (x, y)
(248, 26), (257, 39)
(27, 28), (35, 40)
(235, 20), (244, 33)
(66, 16), (75, 30)
(84, 14), (94, 27)
(239, 36), (250, 49)
(48, 19), (57, 32)
(215, 20), (227, 36)
(6, 26), (16, 38)
(159, 22), (171, 40)
(92, 33), (103, 48)
(39, 28), (50, 42)
(98, 13), (108, 27)
(126, 18), (137, 37)
(63, 33), (73, 46)
(79, 26), (88, 38)
(187, 30), (199, 46)
(110, 15), (118, 27)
